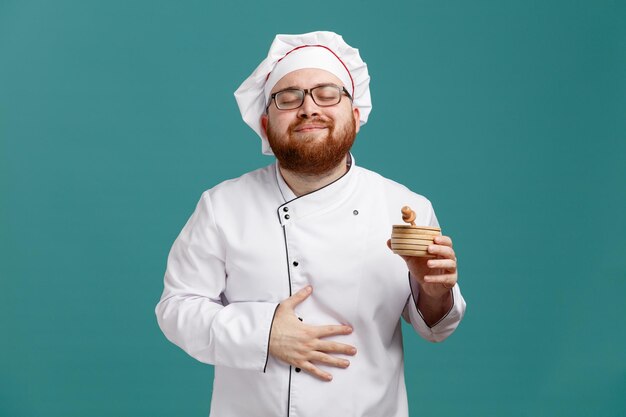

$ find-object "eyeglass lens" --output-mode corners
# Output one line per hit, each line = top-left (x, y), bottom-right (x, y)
(275, 86), (342, 109)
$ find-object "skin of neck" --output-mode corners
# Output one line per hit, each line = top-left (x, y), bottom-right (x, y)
(278, 153), (349, 197)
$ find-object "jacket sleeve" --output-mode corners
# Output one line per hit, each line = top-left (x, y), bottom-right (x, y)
(155, 191), (279, 371)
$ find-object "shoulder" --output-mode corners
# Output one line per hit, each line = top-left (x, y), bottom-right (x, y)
(192, 164), (282, 216)
(354, 166), (437, 226)
(193, 163), (282, 224)
(203, 164), (277, 200)
(355, 166), (432, 205)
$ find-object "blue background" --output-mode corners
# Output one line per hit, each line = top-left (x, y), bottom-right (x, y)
(1, 0), (625, 415)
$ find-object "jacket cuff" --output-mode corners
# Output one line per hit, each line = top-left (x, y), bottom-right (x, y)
(208, 301), (281, 371)
(406, 273), (466, 342)
(264, 304), (280, 372)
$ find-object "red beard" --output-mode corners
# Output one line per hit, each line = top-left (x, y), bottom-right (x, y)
(266, 117), (356, 176)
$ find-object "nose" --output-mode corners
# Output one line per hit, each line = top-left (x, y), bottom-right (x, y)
(297, 92), (320, 118)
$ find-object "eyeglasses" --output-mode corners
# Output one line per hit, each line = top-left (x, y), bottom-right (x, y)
(267, 84), (353, 111)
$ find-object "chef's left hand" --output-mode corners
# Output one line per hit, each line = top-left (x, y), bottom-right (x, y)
(387, 235), (457, 299)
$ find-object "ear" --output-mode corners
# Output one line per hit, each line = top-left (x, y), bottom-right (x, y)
(260, 114), (269, 139)
(353, 107), (361, 134)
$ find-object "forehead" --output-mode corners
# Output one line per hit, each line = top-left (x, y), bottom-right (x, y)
(271, 68), (344, 93)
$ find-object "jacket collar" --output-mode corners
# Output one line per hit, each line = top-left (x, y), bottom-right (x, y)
(274, 153), (357, 225)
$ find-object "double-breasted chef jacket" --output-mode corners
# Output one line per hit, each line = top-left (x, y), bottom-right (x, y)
(156, 155), (466, 417)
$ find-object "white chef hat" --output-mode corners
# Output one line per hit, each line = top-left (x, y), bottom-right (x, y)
(234, 31), (372, 155)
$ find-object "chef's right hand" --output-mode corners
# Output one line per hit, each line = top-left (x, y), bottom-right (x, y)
(269, 285), (357, 382)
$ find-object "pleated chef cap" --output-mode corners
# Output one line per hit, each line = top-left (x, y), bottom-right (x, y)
(234, 31), (372, 155)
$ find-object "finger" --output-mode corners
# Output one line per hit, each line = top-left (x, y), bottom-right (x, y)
(312, 324), (353, 339)
(386, 239), (392, 250)
(309, 351), (351, 369)
(428, 244), (456, 259)
(283, 285), (313, 308)
(423, 273), (457, 287)
(299, 361), (333, 381)
(316, 340), (357, 356)
(433, 235), (453, 246)
(426, 259), (457, 270)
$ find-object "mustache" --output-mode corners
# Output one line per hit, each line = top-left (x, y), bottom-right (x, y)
(289, 118), (332, 132)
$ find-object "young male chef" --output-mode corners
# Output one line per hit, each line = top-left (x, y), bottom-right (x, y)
(156, 31), (466, 417)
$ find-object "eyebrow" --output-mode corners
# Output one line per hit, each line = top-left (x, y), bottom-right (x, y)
(276, 83), (340, 91)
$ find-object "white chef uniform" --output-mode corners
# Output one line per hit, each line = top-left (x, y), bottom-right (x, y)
(156, 155), (466, 417)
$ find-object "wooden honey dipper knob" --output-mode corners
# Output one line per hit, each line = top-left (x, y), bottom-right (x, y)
(401, 206), (416, 226)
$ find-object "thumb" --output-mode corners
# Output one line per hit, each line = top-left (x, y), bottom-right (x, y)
(283, 285), (312, 309)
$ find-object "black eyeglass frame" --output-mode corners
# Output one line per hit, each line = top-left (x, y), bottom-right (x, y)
(266, 84), (353, 112)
